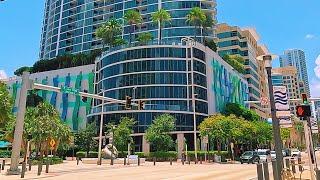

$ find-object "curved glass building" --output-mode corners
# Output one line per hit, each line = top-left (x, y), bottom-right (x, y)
(89, 41), (248, 152)
(40, 0), (217, 59)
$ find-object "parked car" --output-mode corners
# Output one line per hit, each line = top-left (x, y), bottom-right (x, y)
(315, 146), (320, 151)
(240, 151), (260, 164)
(270, 150), (286, 160)
(257, 149), (271, 162)
(291, 149), (301, 157)
(270, 151), (276, 160)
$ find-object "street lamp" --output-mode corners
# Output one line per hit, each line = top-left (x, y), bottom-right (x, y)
(97, 89), (105, 165)
(257, 54), (283, 179)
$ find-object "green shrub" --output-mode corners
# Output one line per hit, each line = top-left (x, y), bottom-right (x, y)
(186, 151), (229, 162)
(118, 151), (128, 158)
(32, 156), (63, 165)
(88, 151), (98, 158)
(134, 152), (145, 158)
(76, 151), (86, 158)
(148, 151), (177, 161)
(0, 150), (11, 158)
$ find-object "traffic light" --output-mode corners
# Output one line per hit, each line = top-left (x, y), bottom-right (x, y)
(125, 96), (132, 109)
(138, 100), (145, 110)
(301, 93), (308, 104)
(82, 90), (88, 102)
(296, 105), (311, 117)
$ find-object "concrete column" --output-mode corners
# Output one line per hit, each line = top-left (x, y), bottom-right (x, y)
(177, 133), (184, 159)
(142, 135), (150, 154)
(200, 137), (207, 151)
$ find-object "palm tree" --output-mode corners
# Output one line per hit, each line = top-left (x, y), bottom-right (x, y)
(186, 7), (206, 43)
(202, 13), (216, 43)
(136, 32), (153, 45)
(151, 9), (171, 44)
(123, 10), (143, 46)
(95, 19), (123, 49)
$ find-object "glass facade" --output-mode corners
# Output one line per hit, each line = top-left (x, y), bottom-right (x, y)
(90, 45), (208, 133)
(40, 0), (217, 59)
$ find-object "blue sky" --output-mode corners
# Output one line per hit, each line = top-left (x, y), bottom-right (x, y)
(0, 0), (319, 96)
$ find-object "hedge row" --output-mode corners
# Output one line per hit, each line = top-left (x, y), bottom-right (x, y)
(31, 156), (63, 165)
(186, 151), (229, 162)
(0, 150), (11, 158)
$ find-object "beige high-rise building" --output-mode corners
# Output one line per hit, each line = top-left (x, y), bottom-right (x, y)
(216, 23), (270, 119)
(272, 66), (300, 114)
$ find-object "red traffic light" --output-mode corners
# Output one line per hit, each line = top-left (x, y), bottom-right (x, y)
(296, 105), (311, 117)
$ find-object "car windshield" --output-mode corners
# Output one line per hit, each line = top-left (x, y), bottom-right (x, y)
(242, 151), (253, 156)
(258, 152), (266, 155)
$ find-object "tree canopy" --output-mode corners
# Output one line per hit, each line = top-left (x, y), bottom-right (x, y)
(95, 19), (123, 48)
(4, 102), (72, 154)
(222, 55), (245, 74)
(223, 103), (260, 121)
(151, 9), (171, 44)
(0, 82), (14, 138)
(74, 122), (97, 154)
(145, 114), (175, 152)
(107, 117), (136, 152)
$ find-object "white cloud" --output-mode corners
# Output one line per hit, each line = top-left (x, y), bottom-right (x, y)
(305, 34), (316, 39)
(310, 79), (320, 97)
(0, 70), (7, 80)
(314, 55), (320, 79)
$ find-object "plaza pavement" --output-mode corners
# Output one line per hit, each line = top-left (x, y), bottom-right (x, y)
(1, 160), (260, 180)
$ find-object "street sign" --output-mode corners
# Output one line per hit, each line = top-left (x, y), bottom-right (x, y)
(49, 139), (56, 150)
(60, 86), (80, 95)
(276, 111), (291, 118)
(296, 105), (311, 117)
(273, 86), (289, 110)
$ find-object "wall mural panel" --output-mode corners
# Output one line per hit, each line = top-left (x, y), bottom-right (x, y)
(211, 59), (248, 112)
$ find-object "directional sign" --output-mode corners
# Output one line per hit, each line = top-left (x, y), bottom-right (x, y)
(260, 97), (269, 106)
(49, 139), (56, 150)
(60, 86), (80, 95)
(273, 86), (289, 110)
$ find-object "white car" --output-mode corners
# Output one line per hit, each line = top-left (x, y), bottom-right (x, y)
(257, 149), (271, 162)
(291, 149), (301, 157)
(270, 150), (286, 160)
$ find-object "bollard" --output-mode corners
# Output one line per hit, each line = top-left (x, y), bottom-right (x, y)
(291, 160), (296, 174)
(124, 157), (126, 165)
(21, 162), (26, 178)
(285, 158), (290, 168)
(263, 162), (270, 180)
(188, 157), (191, 165)
(138, 157), (140, 166)
(298, 157), (303, 172)
(111, 158), (114, 165)
(45, 159), (49, 173)
(316, 169), (320, 180)
(153, 157), (156, 166)
(28, 159), (32, 171)
(257, 163), (264, 180)
(182, 157), (185, 165)
(76, 157), (79, 165)
(170, 158), (172, 165)
(0, 164), (1, 173)
(272, 160), (280, 180)
(2, 159), (5, 170)
(200, 157), (202, 164)
(37, 161), (42, 176)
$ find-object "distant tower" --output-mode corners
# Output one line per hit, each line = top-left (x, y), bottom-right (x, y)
(279, 49), (310, 97)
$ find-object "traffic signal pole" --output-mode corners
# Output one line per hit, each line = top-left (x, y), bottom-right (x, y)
(7, 72), (30, 175)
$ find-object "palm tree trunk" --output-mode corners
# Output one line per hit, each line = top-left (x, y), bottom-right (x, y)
(129, 24), (133, 46)
(159, 22), (162, 45)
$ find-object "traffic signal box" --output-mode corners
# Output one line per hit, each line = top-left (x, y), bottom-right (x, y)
(296, 105), (311, 118)
(138, 100), (145, 110)
(125, 96), (132, 109)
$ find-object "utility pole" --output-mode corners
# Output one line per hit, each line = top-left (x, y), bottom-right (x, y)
(258, 55), (283, 179)
(7, 72), (30, 175)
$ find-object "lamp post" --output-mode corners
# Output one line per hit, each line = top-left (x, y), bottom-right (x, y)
(97, 89), (105, 165)
(257, 54), (283, 179)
